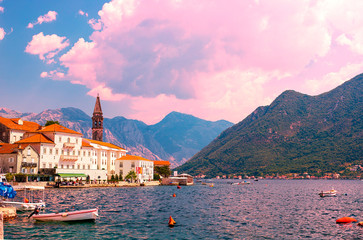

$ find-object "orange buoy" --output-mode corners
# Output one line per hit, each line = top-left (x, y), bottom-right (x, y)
(336, 217), (357, 224)
(172, 193), (176, 197)
(169, 216), (176, 226)
(358, 222), (363, 227)
(177, 186), (181, 189)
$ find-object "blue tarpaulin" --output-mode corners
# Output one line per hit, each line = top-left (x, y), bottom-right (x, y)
(0, 182), (17, 198)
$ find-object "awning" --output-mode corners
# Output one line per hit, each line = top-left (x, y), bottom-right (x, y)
(56, 173), (88, 178)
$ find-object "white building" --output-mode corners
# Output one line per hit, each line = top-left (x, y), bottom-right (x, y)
(12, 123), (127, 180)
(115, 155), (154, 183)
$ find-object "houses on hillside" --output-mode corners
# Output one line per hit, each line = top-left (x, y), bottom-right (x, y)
(0, 97), (170, 182)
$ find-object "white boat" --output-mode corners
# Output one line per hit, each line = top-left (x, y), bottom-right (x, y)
(1, 185), (46, 211)
(319, 189), (337, 197)
(31, 208), (99, 222)
(232, 181), (251, 185)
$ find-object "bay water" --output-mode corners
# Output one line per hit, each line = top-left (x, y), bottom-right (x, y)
(5, 180), (363, 239)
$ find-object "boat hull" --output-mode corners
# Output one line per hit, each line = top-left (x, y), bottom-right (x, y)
(2, 201), (45, 211)
(31, 208), (98, 222)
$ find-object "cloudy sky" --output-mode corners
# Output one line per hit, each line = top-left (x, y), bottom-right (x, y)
(1, 0), (363, 124)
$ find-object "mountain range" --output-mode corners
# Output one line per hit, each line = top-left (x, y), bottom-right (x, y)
(175, 74), (363, 177)
(0, 108), (233, 167)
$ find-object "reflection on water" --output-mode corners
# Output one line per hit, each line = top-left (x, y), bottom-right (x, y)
(5, 180), (363, 239)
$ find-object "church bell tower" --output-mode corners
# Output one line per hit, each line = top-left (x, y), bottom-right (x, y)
(92, 94), (104, 142)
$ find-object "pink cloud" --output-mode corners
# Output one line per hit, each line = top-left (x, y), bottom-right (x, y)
(27, 11), (57, 28)
(0, 28), (5, 40)
(0, 7), (4, 13)
(25, 32), (69, 63)
(44, 0), (363, 123)
(79, 10), (88, 17)
(40, 70), (64, 79)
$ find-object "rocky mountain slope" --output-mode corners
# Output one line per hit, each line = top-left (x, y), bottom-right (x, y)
(0, 108), (232, 167)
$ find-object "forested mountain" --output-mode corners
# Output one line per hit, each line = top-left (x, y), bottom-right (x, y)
(175, 74), (363, 177)
(0, 108), (232, 167)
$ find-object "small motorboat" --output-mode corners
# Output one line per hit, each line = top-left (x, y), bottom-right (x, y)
(30, 208), (98, 222)
(319, 189), (337, 197)
(232, 181), (251, 185)
(0, 184), (45, 211)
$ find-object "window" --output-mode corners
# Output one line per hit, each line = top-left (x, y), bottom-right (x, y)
(27, 148), (31, 156)
(61, 150), (64, 155)
(83, 165), (85, 169)
(49, 149), (52, 154)
(119, 162), (123, 168)
(88, 165), (90, 169)
(72, 165), (74, 169)
(8, 157), (14, 163)
(56, 149), (58, 155)
(131, 162), (135, 168)
(43, 148), (46, 154)
(22, 168), (26, 173)
(61, 165), (63, 169)
(43, 163), (46, 168)
(30, 169), (34, 173)
(59, 137), (61, 142)
(9, 167), (13, 173)
(78, 164), (80, 169)
(76, 139), (78, 144)
(49, 163), (52, 168)
(67, 165), (69, 169)
(67, 138), (70, 143)
(31, 158), (34, 163)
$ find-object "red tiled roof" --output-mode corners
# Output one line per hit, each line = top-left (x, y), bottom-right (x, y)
(81, 139), (93, 148)
(16, 133), (54, 144)
(116, 155), (152, 161)
(0, 116), (41, 132)
(153, 160), (170, 166)
(86, 139), (125, 150)
(0, 143), (18, 154)
(38, 124), (82, 135)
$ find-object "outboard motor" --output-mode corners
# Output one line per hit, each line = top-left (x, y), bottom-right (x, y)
(28, 206), (40, 219)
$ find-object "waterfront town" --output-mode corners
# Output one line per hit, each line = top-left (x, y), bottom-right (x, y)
(0, 96), (172, 185)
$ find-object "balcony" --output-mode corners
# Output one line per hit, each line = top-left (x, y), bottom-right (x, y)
(60, 155), (78, 162)
(21, 162), (37, 168)
(63, 142), (76, 148)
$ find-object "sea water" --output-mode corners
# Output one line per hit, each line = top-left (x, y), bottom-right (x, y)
(4, 180), (363, 239)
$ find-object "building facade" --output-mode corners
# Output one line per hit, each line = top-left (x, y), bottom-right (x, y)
(115, 155), (154, 183)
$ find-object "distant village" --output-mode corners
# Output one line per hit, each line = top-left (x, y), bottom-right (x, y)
(195, 166), (362, 180)
(0, 96), (171, 183)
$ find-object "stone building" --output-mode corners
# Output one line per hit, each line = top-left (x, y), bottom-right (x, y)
(92, 95), (104, 142)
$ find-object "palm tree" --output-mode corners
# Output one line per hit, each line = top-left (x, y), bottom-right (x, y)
(125, 170), (137, 183)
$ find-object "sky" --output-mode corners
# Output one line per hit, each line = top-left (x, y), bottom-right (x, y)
(1, 0), (363, 124)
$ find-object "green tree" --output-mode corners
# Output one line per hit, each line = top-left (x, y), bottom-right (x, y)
(45, 120), (60, 126)
(115, 174), (119, 182)
(125, 170), (137, 183)
(154, 166), (171, 178)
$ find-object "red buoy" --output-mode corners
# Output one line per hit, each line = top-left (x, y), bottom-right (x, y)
(177, 186), (181, 189)
(172, 193), (176, 197)
(169, 216), (176, 226)
(336, 217), (357, 224)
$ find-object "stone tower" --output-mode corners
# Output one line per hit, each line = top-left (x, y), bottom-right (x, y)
(92, 94), (104, 141)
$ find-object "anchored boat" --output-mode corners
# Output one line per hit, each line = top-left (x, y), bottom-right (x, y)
(30, 208), (99, 222)
(1, 185), (45, 211)
(319, 189), (337, 197)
